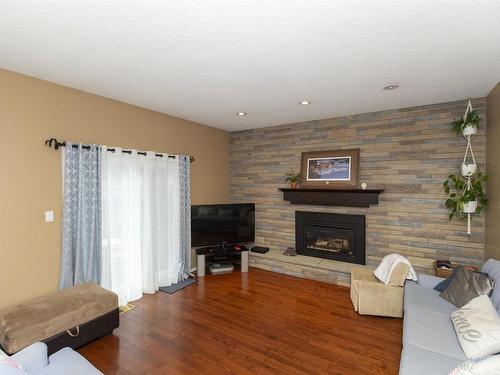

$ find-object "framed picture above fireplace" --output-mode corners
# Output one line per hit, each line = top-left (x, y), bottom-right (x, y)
(300, 148), (360, 188)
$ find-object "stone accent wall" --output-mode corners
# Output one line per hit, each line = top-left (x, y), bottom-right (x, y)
(230, 99), (486, 277)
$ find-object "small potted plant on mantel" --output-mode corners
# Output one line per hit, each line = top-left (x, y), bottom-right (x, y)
(443, 172), (488, 219)
(285, 169), (301, 189)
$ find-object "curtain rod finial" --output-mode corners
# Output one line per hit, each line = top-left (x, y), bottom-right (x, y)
(45, 138), (57, 149)
(45, 138), (66, 150)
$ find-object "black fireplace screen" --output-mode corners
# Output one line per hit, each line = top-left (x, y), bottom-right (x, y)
(296, 212), (365, 264)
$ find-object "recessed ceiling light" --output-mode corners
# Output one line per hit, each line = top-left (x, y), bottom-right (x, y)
(236, 112), (247, 116)
(383, 84), (399, 91)
(299, 101), (311, 105)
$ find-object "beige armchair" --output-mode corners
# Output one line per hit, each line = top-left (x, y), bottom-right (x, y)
(350, 263), (409, 318)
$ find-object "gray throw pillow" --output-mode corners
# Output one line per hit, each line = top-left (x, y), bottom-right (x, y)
(440, 267), (494, 308)
(434, 268), (489, 292)
(434, 268), (459, 292)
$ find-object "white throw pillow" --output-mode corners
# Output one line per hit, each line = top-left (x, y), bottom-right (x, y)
(449, 355), (500, 375)
(451, 295), (500, 359)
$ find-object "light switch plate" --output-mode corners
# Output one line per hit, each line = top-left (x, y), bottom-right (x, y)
(45, 211), (54, 222)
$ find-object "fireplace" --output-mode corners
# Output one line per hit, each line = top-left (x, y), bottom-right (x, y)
(295, 211), (365, 265)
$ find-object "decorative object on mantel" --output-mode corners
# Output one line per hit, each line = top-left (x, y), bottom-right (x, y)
(285, 169), (302, 189)
(283, 247), (297, 256)
(279, 187), (383, 207)
(361, 182), (367, 190)
(443, 100), (488, 234)
(300, 149), (359, 188)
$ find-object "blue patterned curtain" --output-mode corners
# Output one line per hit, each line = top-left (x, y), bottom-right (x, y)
(179, 155), (191, 280)
(60, 143), (102, 289)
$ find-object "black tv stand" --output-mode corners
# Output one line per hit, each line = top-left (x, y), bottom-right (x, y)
(195, 244), (249, 277)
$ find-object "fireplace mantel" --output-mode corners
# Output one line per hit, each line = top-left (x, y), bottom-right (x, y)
(279, 188), (384, 207)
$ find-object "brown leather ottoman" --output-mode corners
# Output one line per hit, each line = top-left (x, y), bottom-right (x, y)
(0, 283), (119, 355)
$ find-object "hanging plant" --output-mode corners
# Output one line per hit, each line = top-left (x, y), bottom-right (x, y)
(452, 109), (480, 136)
(444, 100), (488, 234)
(443, 172), (488, 220)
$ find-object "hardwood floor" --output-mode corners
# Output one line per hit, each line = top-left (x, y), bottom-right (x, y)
(78, 268), (403, 375)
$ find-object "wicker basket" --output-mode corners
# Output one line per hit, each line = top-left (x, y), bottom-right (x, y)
(433, 261), (479, 278)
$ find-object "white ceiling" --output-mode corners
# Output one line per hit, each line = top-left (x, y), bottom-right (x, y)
(1, 1), (500, 131)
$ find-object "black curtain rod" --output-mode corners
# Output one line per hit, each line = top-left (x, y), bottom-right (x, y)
(44, 138), (195, 163)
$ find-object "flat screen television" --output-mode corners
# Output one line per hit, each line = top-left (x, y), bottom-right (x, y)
(191, 203), (255, 247)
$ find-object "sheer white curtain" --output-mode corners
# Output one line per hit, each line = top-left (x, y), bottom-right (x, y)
(101, 148), (181, 306)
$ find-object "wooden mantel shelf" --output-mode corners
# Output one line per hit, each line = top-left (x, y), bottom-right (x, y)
(279, 188), (384, 207)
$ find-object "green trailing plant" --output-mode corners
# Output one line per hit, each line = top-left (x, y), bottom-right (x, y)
(443, 172), (488, 220)
(285, 169), (301, 184)
(452, 109), (480, 135)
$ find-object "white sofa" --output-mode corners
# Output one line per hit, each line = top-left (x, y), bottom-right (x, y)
(399, 259), (500, 374)
(0, 342), (101, 375)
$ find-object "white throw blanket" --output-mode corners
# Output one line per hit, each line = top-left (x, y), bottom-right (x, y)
(374, 254), (417, 284)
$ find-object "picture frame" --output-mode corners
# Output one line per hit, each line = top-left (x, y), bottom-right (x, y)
(300, 149), (360, 188)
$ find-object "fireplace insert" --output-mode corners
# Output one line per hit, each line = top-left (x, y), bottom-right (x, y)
(295, 211), (365, 265)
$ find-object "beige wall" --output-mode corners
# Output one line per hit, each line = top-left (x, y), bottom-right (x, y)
(0, 69), (230, 309)
(486, 82), (500, 260)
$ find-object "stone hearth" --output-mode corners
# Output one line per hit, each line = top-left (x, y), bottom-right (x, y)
(249, 249), (355, 286)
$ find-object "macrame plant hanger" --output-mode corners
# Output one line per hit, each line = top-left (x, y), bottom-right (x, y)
(460, 100), (477, 235)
